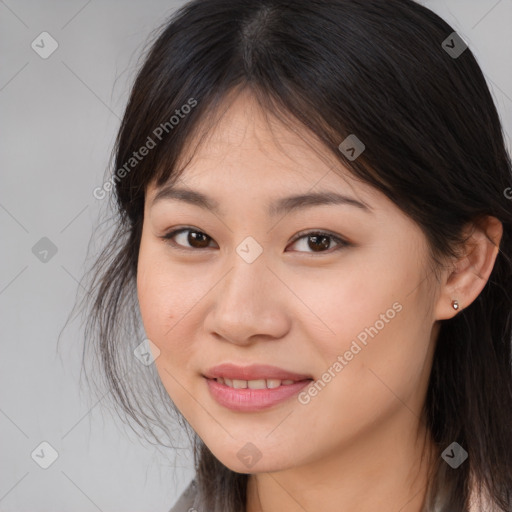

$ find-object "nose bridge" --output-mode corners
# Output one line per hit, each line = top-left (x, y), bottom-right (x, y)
(220, 249), (271, 317)
(207, 245), (288, 343)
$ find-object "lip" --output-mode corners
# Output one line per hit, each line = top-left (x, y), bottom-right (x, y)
(203, 363), (313, 412)
(205, 377), (312, 412)
(203, 363), (312, 381)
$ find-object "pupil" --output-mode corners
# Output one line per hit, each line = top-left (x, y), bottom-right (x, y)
(310, 235), (330, 252)
(190, 231), (209, 248)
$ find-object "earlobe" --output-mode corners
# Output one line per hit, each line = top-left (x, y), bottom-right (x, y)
(434, 215), (503, 321)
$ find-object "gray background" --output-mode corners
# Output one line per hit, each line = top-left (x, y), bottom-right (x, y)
(1, 1), (511, 511)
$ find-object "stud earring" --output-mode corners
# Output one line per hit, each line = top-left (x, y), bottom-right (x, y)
(451, 299), (459, 310)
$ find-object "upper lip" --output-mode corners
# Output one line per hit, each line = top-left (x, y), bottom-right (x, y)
(203, 363), (312, 382)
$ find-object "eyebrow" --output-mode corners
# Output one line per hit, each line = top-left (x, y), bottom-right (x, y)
(151, 185), (373, 217)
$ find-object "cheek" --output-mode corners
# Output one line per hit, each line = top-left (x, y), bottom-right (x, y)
(137, 255), (201, 413)
(136, 243), (186, 357)
(295, 245), (433, 403)
(137, 265), (170, 342)
(292, 251), (413, 352)
(136, 241), (214, 382)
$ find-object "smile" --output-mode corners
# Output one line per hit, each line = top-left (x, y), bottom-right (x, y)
(214, 377), (296, 389)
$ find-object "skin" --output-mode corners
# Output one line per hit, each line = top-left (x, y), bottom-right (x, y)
(136, 88), (503, 512)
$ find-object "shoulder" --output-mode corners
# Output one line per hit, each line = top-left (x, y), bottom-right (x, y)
(168, 479), (198, 512)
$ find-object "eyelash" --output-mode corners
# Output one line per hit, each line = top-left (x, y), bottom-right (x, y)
(160, 227), (350, 254)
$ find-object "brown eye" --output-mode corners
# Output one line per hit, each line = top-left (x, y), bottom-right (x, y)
(287, 231), (348, 254)
(304, 234), (331, 252)
(162, 228), (215, 250)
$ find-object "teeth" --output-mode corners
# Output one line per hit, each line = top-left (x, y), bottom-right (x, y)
(215, 377), (298, 389)
(266, 379), (281, 389)
(248, 379), (267, 389)
(232, 379), (247, 389)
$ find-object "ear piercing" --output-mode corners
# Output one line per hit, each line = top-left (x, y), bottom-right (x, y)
(451, 299), (459, 310)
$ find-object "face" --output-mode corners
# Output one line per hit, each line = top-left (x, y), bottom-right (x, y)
(137, 89), (441, 474)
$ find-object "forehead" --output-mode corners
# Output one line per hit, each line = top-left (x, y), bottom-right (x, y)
(147, 89), (377, 205)
(183, 91), (337, 176)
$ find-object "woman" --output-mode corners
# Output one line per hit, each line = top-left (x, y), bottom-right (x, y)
(76, 0), (512, 510)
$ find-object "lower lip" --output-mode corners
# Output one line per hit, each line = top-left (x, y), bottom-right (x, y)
(205, 377), (312, 412)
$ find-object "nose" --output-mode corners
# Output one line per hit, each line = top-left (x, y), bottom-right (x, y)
(204, 252), (291, 346)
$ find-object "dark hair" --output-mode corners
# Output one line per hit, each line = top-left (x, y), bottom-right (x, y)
(69, 0), (512, 510)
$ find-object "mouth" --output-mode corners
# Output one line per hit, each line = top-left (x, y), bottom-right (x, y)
(203, 362), (313, 382)
(211, 376), (302, 389)
(202, 363), (313, 411)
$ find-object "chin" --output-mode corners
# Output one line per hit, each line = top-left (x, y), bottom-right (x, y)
(200, 437), (300, 474)
(217, 455), (290, 474)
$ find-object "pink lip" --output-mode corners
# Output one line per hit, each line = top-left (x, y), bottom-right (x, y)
(203, 363), (312, 381)
(205, 378), (312, 412)
(203, 363), (313, 412)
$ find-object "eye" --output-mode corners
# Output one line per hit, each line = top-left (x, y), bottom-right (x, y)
(161, 227), (216, 250)
(287, 229), (349, 254)
(160, 227), (350, 254)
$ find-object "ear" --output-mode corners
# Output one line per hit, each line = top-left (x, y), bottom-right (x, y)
(434, 215), (503, 320)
